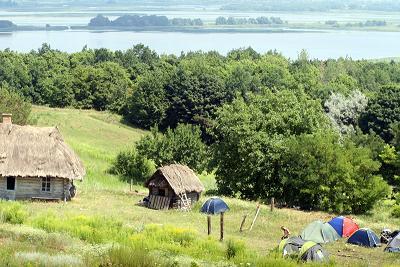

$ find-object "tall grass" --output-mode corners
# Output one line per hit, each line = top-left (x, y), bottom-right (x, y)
(0, 201), (28, 224)
(28, 212), (301, 266)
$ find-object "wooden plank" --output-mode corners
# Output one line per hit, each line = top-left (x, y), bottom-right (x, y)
(149, 195), (155, 209)
(155, 196), (161, 209)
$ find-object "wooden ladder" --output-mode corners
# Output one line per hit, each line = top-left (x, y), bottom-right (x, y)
(178, 192), (191, 211)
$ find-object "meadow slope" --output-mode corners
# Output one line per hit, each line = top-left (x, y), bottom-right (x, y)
(0, 106), (399, 266)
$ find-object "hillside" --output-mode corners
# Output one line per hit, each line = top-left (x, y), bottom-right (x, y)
(0, 106), (399, 266)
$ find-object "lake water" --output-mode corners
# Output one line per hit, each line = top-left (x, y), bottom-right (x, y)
(0, 30), (399, 59)
(1, 10), (400, 26)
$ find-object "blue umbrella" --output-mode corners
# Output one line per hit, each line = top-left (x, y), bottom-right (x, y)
(200, 197), (229, 240)
(200, 197), (229, 215)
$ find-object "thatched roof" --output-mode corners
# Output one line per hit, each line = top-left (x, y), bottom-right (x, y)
(145, 164), (205, 194)
(0, 123), (85, 180)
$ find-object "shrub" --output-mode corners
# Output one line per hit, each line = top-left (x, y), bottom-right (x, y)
(136, 124), (208, 172)
(110, 147), (156, 182)
(392, 205), (400, 218)
(0, 201), (28, 224)
(0, 86), (31, 125)
(281, 131), (390, 214)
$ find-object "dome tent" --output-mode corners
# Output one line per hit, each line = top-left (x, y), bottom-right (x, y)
(299, 241), (329, 262)
(328, 216), (359, 237)
(347, 228), (380, 247)
(385, 232), (400, 252)
(278, 237), (306, 257)
(300, 220), (340, 244)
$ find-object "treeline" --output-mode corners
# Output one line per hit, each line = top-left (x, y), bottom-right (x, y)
(220, 0), (400, 12)
(215, 16), (285, 25)
(325, 20), (387, 27)
(88, 15), (203, 27)
(1, 44), (400, 214)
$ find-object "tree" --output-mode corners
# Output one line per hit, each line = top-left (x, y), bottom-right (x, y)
(124, 69), (171, 128)
(110, 148), (156, 182)
(136, 124), (208, 173)
(281, 131), (390, 214)
(163, 58), (229, 131)
(360, 84), (400, 143)
(0, 86), (31, 125)
(211, 89), (329, 199)
(324, 90), (368, 135)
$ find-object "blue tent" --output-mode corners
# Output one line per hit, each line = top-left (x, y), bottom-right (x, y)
(347, 228), (380, 247)
(200, 197), (229, 215)
(328, 216), (344, 237)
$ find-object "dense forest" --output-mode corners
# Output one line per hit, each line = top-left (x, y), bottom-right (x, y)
(0, 44), (399, 214)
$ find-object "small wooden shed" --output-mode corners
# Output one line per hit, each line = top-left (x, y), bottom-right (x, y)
(144, 164), (205, 210)
(0, 114), (85, 201)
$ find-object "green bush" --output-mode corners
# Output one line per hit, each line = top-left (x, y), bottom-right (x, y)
(0, 86), (31, 125)
(136, 124), (208, 172)
(0, 201), (28, 224)
(110, 147), (156, 182)
(281, 131), (390, 214)
(392, 205), (400, 218)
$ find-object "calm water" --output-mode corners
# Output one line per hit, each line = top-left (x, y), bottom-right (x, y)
(1, 10), (400, 26)
(0, 30), (399, 59)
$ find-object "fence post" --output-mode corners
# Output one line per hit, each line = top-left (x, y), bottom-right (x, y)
(130, 179), (133, 191)
(249, 203), (260, 231)
(239, 214), (247, 232)
(220, 212), (224, 241)
(271, 197), (275, 212)
(207, 215), (211, 235)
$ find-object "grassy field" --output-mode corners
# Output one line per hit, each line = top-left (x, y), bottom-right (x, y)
(1, 106), (400, 266)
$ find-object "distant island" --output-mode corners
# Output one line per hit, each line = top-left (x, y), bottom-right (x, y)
(88, 14), (203, 28)
(0, 20), (68, 31)
(0, 20), (16, 30)
(0, 14), (398, 33)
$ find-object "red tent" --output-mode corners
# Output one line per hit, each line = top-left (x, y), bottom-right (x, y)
(343, 217), (359, 237)
(328, 216), (359, 237)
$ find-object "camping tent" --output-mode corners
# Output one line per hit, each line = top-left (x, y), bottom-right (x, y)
(328, 216), (359, 237)
(300, 220), (340, 243)
(279, 237), (306, 257)
(347, 228), (380, 247)
(385, 232), (400, 252)
(299, 241), (329, 262)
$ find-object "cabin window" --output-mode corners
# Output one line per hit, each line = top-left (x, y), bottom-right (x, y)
(6, 177), (15, 191)
(41, 177), (51, 192)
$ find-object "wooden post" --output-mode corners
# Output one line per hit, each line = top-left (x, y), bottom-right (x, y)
(220, 212), (224, 241)
(130, 179), (133, 191)
(270, 197), (275, 212)
(249, 203), (260, 231)
(239, 214), (247, 232)
(207, 215), (211, 235)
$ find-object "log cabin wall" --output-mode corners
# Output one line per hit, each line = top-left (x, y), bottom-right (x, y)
(0, 177), (67, 200)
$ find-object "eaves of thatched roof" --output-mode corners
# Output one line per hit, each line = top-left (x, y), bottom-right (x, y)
(0, 123), (85, 180)
(145, 164), (205, 195)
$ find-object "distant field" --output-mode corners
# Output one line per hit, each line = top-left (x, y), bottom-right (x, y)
(0, 106), (399, 266)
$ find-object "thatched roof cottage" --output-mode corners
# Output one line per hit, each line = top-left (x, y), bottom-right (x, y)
(144, 164), (205, 210)
(0, 114), (85, 201)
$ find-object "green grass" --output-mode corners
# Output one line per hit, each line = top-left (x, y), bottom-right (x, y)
(1, 106), (400, 266)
